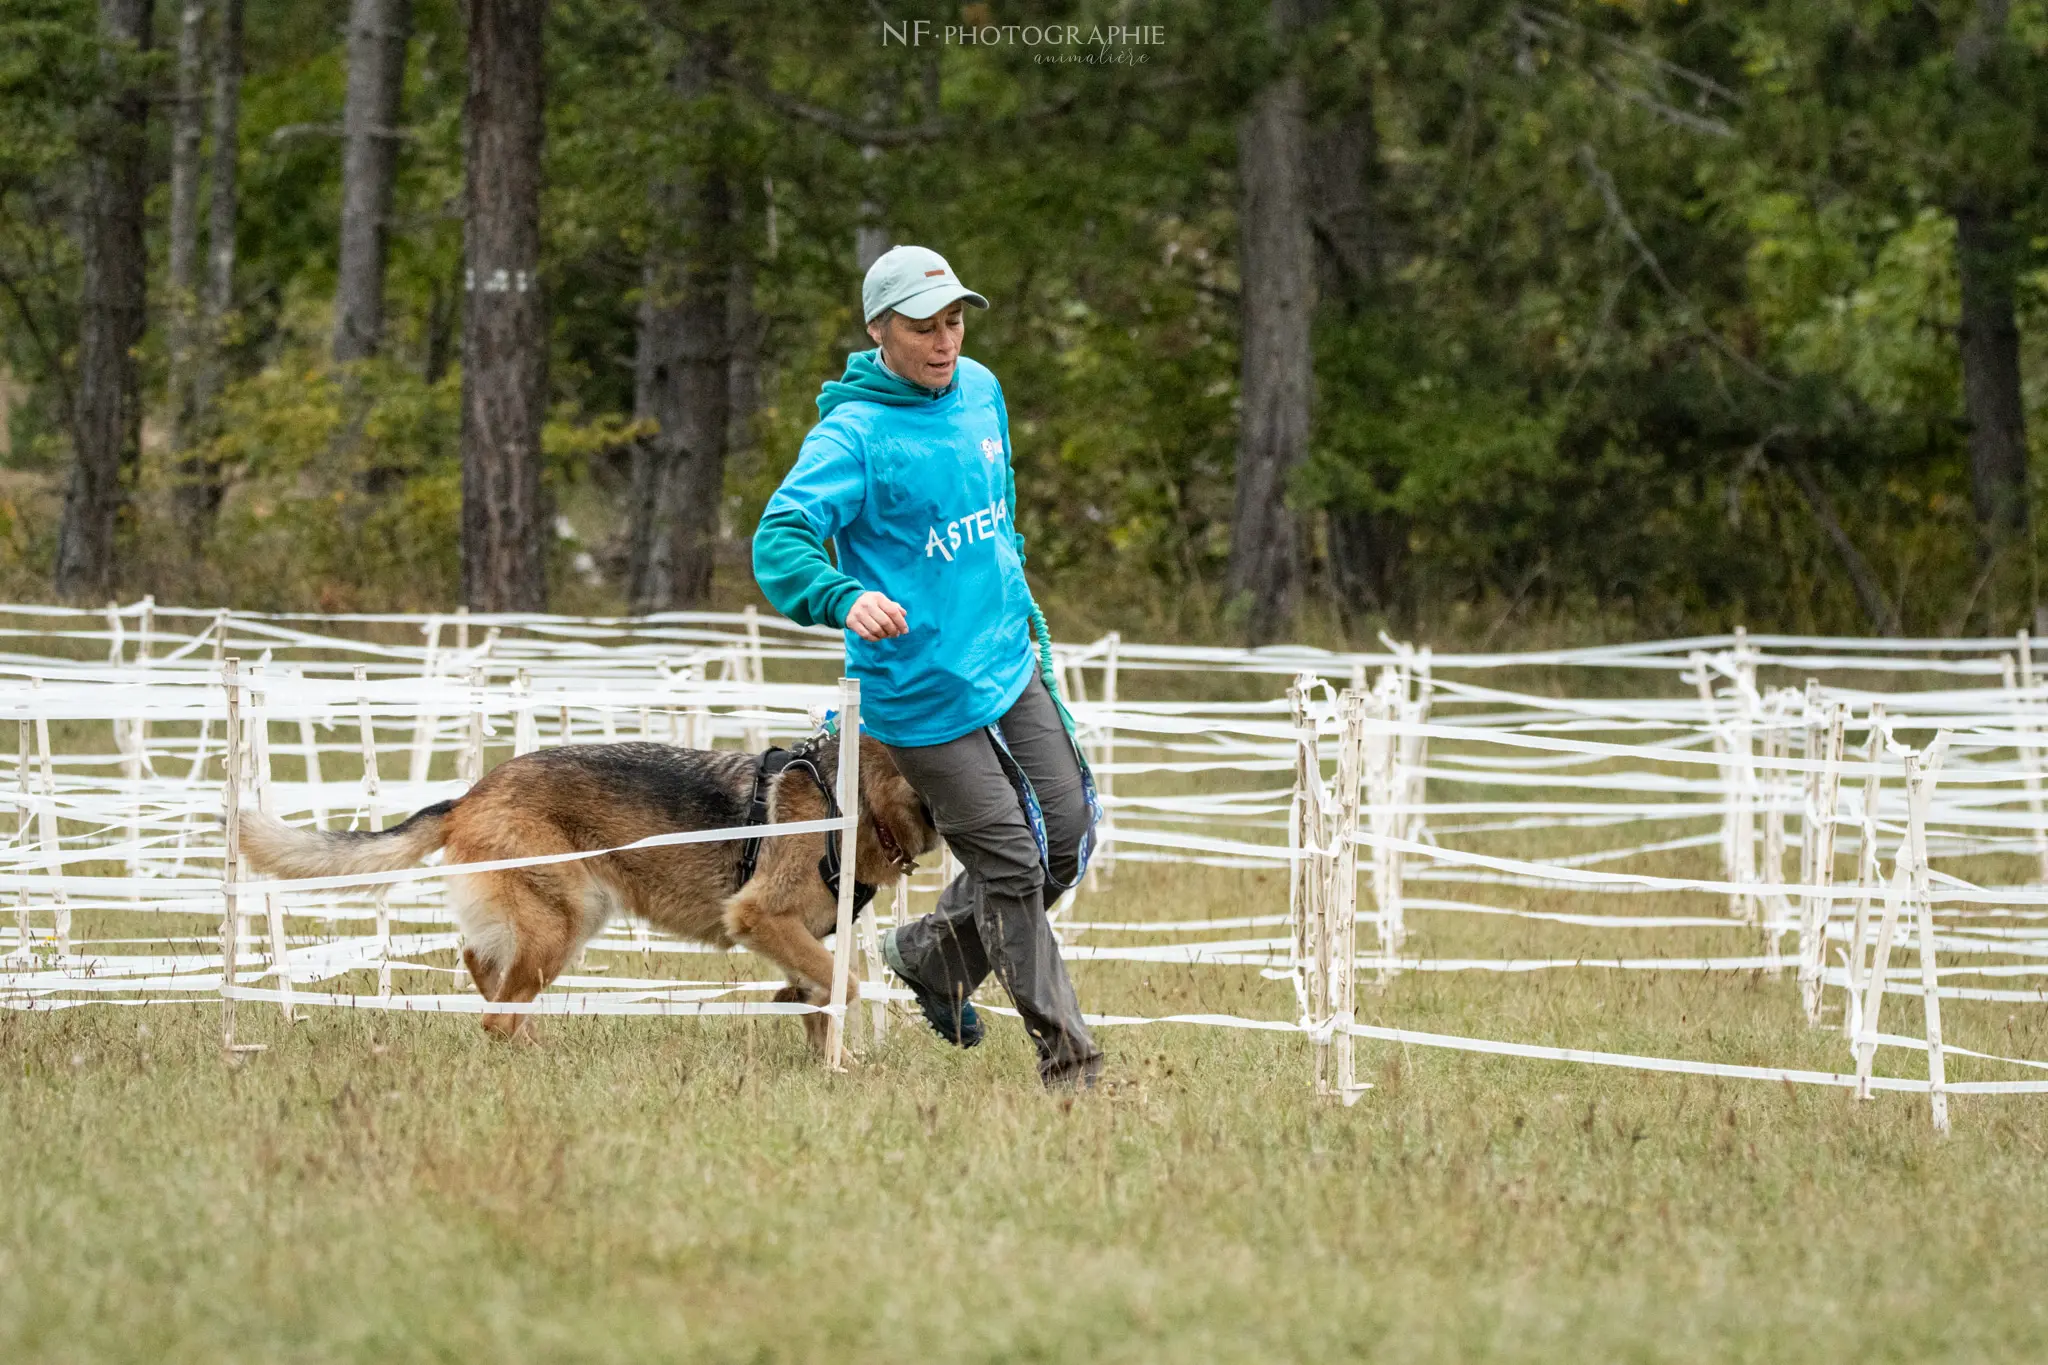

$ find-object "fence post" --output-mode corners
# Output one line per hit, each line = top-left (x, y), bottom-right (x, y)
(118, 603), (144, 895)
(1331, 686), (1364, 1103)
(295, 670), (326, 831)
(1843, 703), (1887, 1037)
(825, 678), (863, 1071)
(249, 672), (297, 1022)
(2003, 647), (2048, 882)
(220, 659), (243, 1051)
(1101, 631), (1119, 877)
(1286, 676), (1316, 1045)
(1731, 663), (1760, 927)
(743, 605), (768, 754)
(858, 880), (890, 1044)
(1854, 862), (1908, 1101)
(11, 716), (29, 961)
(514, 670), (537, 756)
(184, 614), (219, 784)
(31, 685), (67, 958)
(1798, 688), (1845, 1023)
(1287, 676), (1332, 1096)
(355, 665), (394, 999)
(133, 594), (155, 781)
(408, 616), (443, 791)
(1906, 736), (1952, 1135)
(461, 666), (486, 786)
(1404, 648), (1432, 848)
(1762, 692), (1793, 973)
(1692, 651), (1738, 915)
(1372, 667), (1407, 981)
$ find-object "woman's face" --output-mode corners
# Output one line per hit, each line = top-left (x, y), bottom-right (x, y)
(871, 302), (965, 390)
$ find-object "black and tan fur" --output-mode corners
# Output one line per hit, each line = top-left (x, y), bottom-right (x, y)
(237, 738), (939, 1047)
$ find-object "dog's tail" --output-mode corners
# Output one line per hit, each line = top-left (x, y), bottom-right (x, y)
(238, 800), (455, 882)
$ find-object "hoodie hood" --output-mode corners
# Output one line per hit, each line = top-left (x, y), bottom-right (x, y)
(815, 347), (956, 420)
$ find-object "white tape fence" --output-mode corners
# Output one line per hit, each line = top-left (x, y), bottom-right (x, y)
(7, 602), (2048, 1129)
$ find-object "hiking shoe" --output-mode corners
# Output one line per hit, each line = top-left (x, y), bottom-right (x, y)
(882, 928), (983, 1048)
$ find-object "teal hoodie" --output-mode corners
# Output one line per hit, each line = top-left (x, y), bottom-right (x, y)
(814, 346), (957, 420)
(753, 349), (1064, 746)
(754, 348), (1023, 630)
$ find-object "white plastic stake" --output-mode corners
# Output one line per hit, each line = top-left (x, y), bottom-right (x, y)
(1371, 667), (1407, 979)
(742, 606), (768, 754)
(825, 677), (862, 1071)
(461, 666), (486, 786)
(1843, 703), (1886, 1036)
(32, 687), (67, 958)
(249, 676), (297, 1021)
(1907, 738), (1952, 1135)
(11, 717), (30, 960)
(408, 617), (442, 789)
(858, 880), (889, 1043)
(356, 666), (393, 998)
(1332, 686), (1365, 1103)
(220, 659), (243, 1051)
(1692, 651), (1735, 907)
(2003, 647), (2048, 882)
(1286, 676), (1319, 1035)
(1854, 862), (1908, 1100)
(1798, 692), (1845, 1023)
(296, 677), (326, 831)
(514, 670), (537, 755)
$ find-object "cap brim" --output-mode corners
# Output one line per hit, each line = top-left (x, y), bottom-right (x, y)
(886, 284), (990, 320)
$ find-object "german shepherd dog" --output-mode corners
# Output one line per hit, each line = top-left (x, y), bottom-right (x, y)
(237, 737), (940, 1047)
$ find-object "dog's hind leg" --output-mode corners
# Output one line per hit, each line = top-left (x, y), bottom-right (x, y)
(476, 872), (579, 1041)
(462, 946), (505, 999)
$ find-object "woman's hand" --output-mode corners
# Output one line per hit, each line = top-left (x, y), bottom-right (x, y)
(846, 590), (909, 641)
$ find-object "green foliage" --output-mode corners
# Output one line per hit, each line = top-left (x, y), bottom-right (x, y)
(1, 0), (2046, 638)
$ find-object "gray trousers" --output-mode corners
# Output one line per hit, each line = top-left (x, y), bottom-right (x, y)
(883, 674), (1102, 1085)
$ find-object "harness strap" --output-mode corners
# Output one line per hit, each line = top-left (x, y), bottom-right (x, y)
(734, 741), (877, 916)
(734, 746), (793, 890)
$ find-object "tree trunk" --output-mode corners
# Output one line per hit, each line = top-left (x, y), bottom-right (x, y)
(179, 0), (241, 532)
(1954, 198), (2028, 544)
(203, 0), (241, 373)
(1225, 0), (1315, 642)
(166, 0), (206, 460)
(1953, 0), (2029, 556)
(854, 66), (900, 275)
(334, 0), (412, 364)
(628, 38), (736, 613)
(1305, 47), (1405, 623)
(55, 0), (154, 601)
(459, 0), (549, 612)
(624, 255), (735, 613)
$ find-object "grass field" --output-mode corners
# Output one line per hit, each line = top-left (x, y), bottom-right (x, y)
(9, 832), (2048, 1365)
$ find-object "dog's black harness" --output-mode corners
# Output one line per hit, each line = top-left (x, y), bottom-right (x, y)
(734, 737), (878, 916)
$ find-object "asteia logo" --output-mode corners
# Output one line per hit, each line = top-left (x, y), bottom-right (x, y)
(925, 496), (1008, 562)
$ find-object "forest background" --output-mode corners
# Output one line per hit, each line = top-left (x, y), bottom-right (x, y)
(1, 0), (2045, 646)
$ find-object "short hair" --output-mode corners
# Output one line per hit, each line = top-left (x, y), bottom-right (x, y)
(866, 307), (897, 336)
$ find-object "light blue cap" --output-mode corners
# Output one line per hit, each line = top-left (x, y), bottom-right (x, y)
(862, 244), (990, 323)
